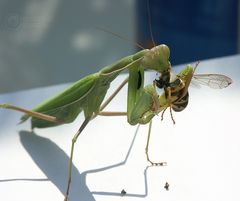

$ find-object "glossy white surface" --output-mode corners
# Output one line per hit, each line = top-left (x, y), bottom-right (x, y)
(0, 55), (240, 201)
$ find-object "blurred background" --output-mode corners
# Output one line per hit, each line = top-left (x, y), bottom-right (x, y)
(0, 0), (238, 93)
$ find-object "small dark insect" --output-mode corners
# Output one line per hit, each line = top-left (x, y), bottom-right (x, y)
(120, 189), (127, 196)
(164, 182), (169, 191)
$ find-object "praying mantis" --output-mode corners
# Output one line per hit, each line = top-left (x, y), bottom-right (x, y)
(0, 44), (232, 200)
(0, 2), (233, 200)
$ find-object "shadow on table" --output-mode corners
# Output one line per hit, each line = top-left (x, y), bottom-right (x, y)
(1, 125), (156, 200)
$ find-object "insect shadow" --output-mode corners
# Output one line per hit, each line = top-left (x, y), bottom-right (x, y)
(1, 125), (154, 200)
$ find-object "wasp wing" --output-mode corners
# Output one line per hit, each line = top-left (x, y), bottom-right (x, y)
(192, 74), (232, 89)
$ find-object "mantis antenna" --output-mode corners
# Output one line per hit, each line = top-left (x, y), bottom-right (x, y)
(146, 0), (156, 47)
(96, 26), (145, 50)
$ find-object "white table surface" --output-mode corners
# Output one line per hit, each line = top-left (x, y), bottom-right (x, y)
(0, 54), (240, 201)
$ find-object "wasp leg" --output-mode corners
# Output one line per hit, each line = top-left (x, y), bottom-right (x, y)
(161, 87), (175, 124)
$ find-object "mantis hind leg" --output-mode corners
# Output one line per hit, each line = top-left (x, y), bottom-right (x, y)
(64, 118), (91, 201)
(65, 77), (129, 200)
(99, 77), (128, 113)
(91, 76), (129, 118)
(145, 120), (167, 166)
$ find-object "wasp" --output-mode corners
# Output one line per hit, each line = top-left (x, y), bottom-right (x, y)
(155, 62), (232, 123)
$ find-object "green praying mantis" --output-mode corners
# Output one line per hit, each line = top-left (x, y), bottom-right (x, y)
(0, 44), (232, 200)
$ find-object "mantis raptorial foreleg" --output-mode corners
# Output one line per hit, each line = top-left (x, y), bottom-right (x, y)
(145, 120), (167, 166)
